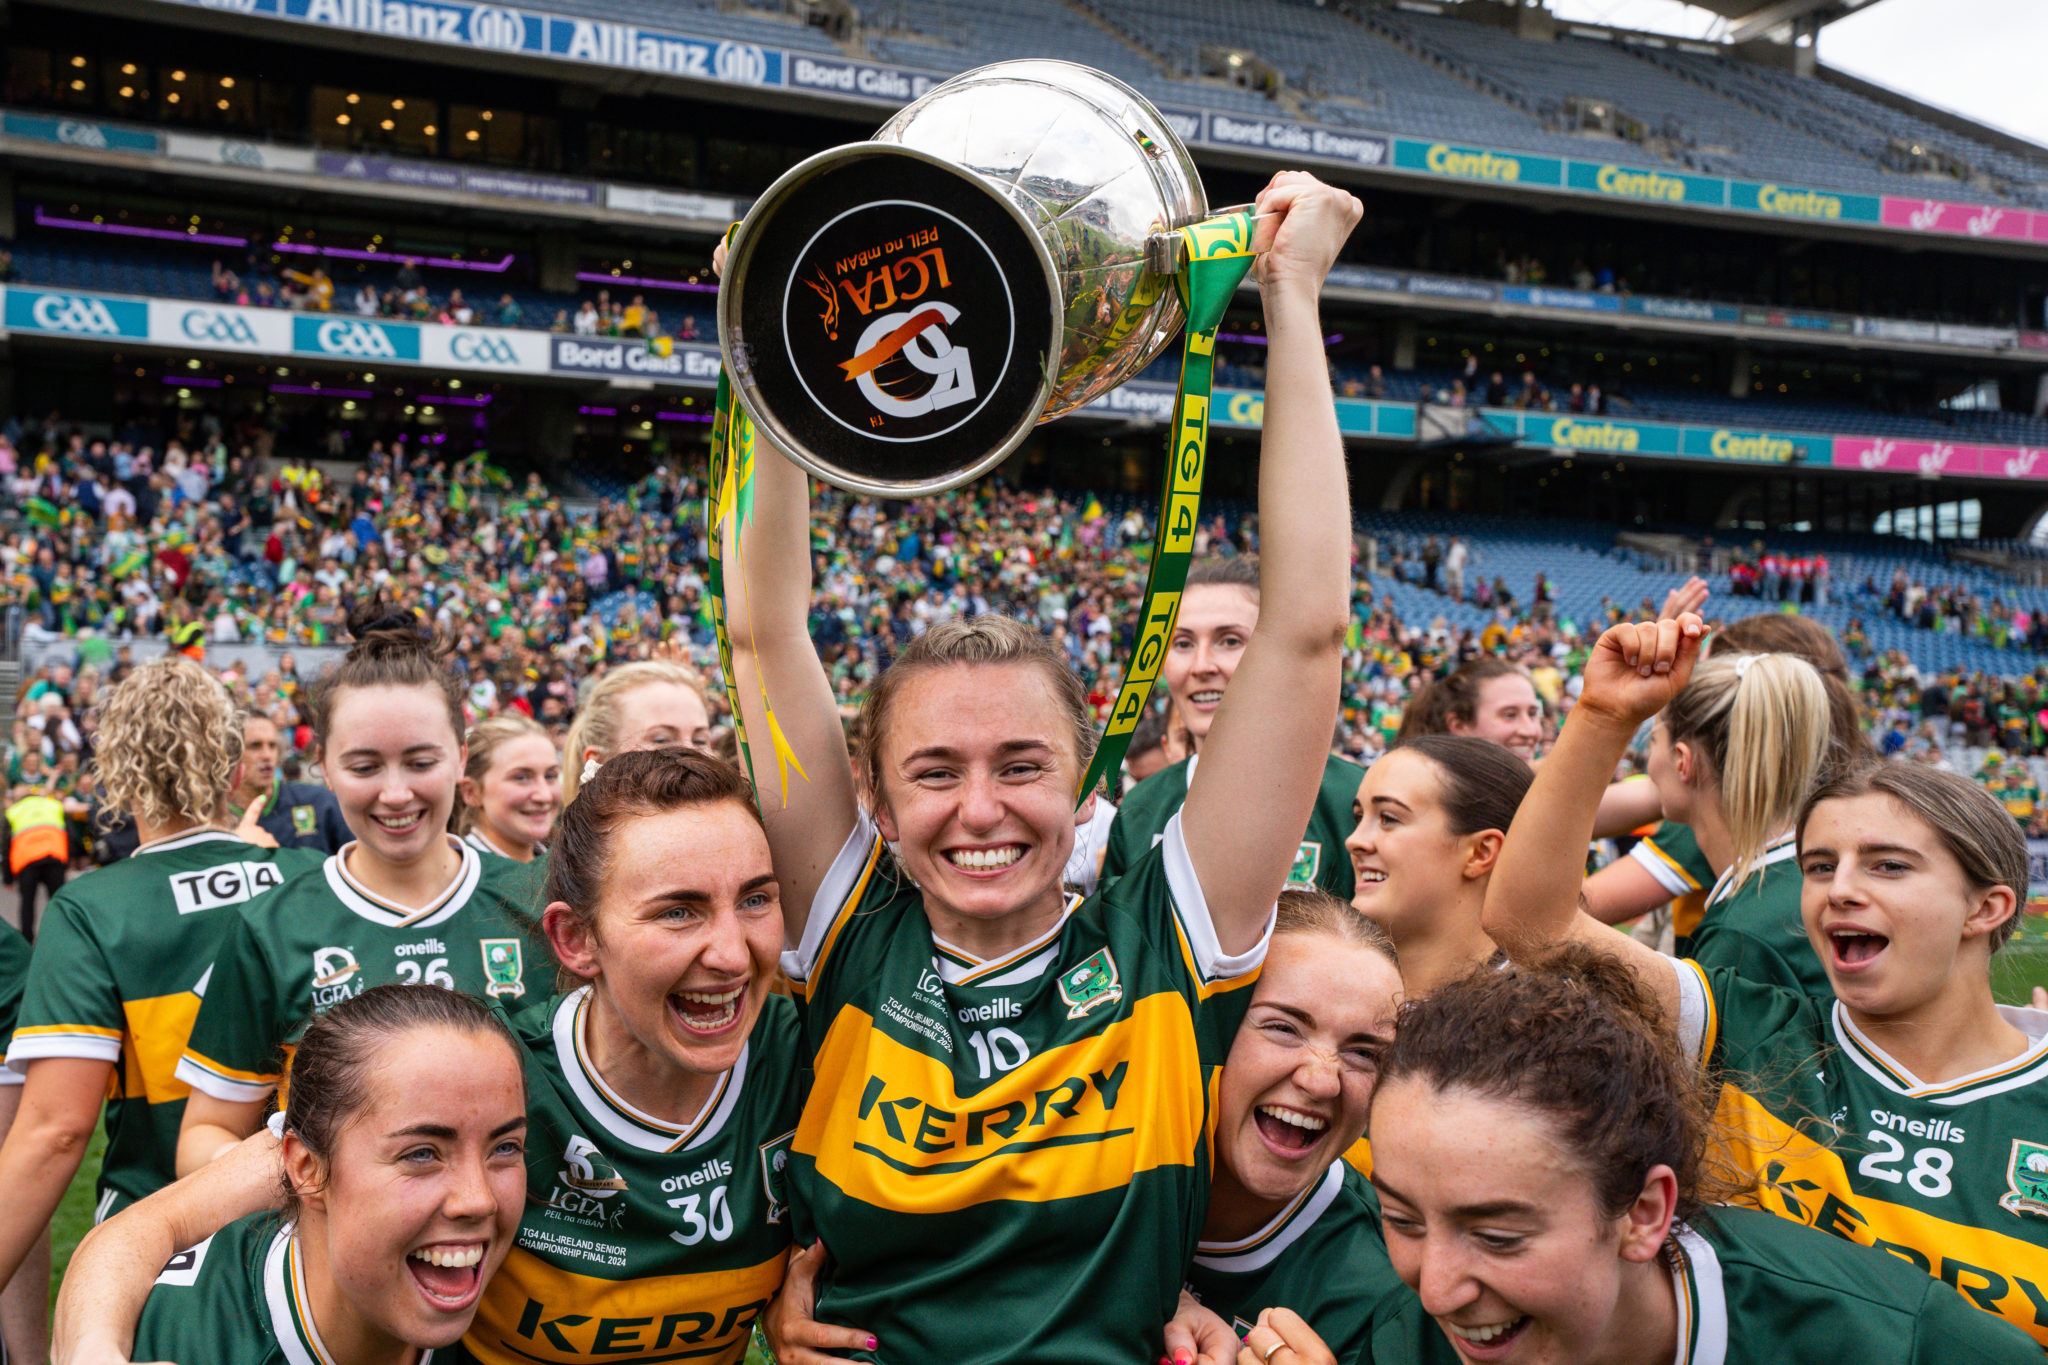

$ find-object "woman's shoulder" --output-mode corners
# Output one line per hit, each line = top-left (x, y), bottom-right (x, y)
(136, 1214), (289, 1362)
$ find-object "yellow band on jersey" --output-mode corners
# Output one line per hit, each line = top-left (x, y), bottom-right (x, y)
(122, 992), (202, 1103)
(798, 990), (1205, 1215)
(467, 1247), (786, 1365)
(1719, 1084), (2048, 1344)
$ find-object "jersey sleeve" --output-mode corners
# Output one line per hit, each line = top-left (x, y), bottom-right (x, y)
(6, 891), (125, 1069)
(1630, 832), (1705, 897)
(1907, 1269), (2042, 1363)
(0, 920), (29, 1084)
(1667, 957), (1822, 1075)
(779, 812), (891, 999)
(1157, 810), (1272, 989)
(174, 909), (288, 1103)
(1684, 918), (1814, 1000)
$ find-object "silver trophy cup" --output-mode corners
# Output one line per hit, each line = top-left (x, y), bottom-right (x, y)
(718, 60), (1209, 497)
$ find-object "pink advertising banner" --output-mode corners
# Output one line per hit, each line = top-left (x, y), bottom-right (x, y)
(1879, 196), (2038, 242)
(1833, 437), (2048, 481)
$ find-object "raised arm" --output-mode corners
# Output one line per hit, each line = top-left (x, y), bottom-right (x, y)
(1480, 615), (1708, 1023)
(1182, 173), (1361, 956)
(712, 243), (862, 939)
(54, 1128), (280, 1365)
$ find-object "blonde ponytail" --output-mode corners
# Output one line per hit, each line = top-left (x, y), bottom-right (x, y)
(1664, 652), (1828, 896)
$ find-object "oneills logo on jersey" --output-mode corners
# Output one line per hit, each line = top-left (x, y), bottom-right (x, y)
(1059, 948), (1122, 1020)
(310, 947), (362, 1008)
(2003, 1140), (2048, 1219)
(481, 939), (527, 998)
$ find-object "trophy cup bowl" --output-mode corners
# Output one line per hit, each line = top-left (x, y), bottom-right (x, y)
(718, 59), (1209, 497)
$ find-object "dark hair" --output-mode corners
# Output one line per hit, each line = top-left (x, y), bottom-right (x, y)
(1184, 555), (1261, 598)
(1127, 709), (1170, 764)
(281, 984), (522, 1218)
(306, 597), (466, 754)
(1396, 658), (1532, 744)
(1389, 734), (1534, 837)
(1797, 763), (2028, 953)
(542, 747), (762, 986)
(1375, 945), (1746, 1225)
(1711, 614), (1873, 775)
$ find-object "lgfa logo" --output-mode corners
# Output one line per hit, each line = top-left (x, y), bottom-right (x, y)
(847, 303), (976, 420)
(31, 294), (121, 334)
(311, 946), (363, 1008)
(315, 319), (399, 357)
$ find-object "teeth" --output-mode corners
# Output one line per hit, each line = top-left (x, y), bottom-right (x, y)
(1191, 691), (1223, 704)
(409, 1245), (483, 1268)
(1446, 1319), (1524, 1344)
(1356, 870), (1387, 883)
(946, 847), (1023, 870)
(678, 987), (744, 1005)
(374, 812), (423, 829)
(1258, 1105), (1327, 1132)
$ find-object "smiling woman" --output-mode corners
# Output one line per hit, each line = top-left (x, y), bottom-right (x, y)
(458, 714), (561, 863)
(130, 985), (528, 1365)
(173, 600), (545, 1179)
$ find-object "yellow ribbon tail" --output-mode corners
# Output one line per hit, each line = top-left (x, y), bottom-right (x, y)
(762, 703), (810, 810)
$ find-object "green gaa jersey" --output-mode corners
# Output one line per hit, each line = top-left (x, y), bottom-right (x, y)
(1103, 753), (1361, 898)
(0, 917), (28, 1086)
(135, 1213), (446, 1365)
(784, 810), (1267, 1365)
(6, 830), (324, 1213)
(1630, 820), (1714, 940)
(1367, 1205), (2036, 1363)
(1189, 1161), (1457, 1365)
(465, 986), (801, 1365)
(463, 829), (548, 863)
(1680, 832), (1832, 1001)
(178, 838), (542, 1104)
(1674, 958), (2048, 1344)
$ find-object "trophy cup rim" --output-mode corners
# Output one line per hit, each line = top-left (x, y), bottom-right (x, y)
(718, 141), (1066, 499)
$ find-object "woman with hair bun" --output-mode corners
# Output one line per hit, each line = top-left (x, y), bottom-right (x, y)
(1482, 613), (2048, 1345)
(0, 654), (324, 1309)
(457, 714), (560, 862)
(127, 984), (527, 1364)
(175, 600), (542, 1176)
(1242, 948), (2038, 1365)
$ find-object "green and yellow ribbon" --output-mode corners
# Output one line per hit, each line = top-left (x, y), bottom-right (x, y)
(1073, 209), (1256, 805)
(708, 209), (1257, 812)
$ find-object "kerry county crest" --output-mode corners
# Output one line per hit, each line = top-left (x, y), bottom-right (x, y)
(1059, 948), (1122, 1020)
(2003, 1139), (2048, 1219)
(480, 938), (526, 999)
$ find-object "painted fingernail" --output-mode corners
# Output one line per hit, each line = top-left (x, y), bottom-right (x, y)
(1176, 1352), (1195, 1365)
(867, 1338), (878, 1351)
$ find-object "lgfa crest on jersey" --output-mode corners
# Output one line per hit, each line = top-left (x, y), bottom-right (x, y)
(2002, 1139), (2048, 1219)
(1059, 948), (1122, 1020)
(481, 938), (526, 998)
(310, 946), (362, 1009)
(1286, 841), (1322, 890)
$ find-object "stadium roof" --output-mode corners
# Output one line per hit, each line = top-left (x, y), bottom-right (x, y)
(1644, 0), (1892, 44)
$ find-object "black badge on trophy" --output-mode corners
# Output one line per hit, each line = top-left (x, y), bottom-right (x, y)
(722, 147), (1059, 496)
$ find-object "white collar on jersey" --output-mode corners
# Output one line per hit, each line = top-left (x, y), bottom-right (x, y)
(551, 985), (750, 1154)
(133, 827), (246, 857)
(928, 893), (1083, 988)
(1193, 1160), (1345, 1274)
(1669, 1223), (1728, 1365)
(1831, 999), (2048, 1103)
(463, 828), (543, 861)
(1705, 830), (1798, 907)
(322, 836), (481, 930)
(264, 1223), (436, 1365)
